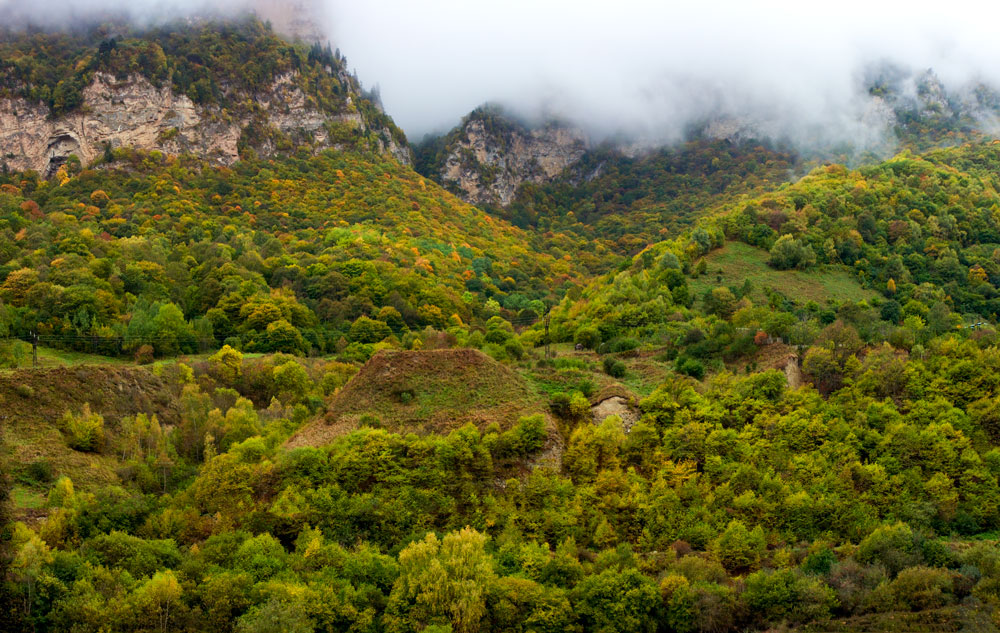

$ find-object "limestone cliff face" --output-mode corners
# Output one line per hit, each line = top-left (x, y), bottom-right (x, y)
(430, 108), (588, 207)
(0, 70), (410, 177)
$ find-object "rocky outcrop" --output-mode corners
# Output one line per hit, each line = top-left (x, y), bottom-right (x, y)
(0, 70), (410, 176)
(430, 107), (588, 207)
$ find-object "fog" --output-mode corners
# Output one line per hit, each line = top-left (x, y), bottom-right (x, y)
(321, 0), (1000, 146)
(0, 0), (255, 28)
(4, 0), (1000, 148)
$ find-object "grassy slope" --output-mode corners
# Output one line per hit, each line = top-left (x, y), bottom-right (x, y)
(288, 349), (552, 448)
(0, 365), (178, 515)
(690, 241), (877, 305)
(0, 343), (133, 370)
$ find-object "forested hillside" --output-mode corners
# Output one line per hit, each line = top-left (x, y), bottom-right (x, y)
(6, 14), (1000, 633)
(0, 145), (587, 362)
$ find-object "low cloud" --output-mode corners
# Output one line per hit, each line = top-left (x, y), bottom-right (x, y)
(4, 0), (1000, 151)
(321, 0), (1000, 148)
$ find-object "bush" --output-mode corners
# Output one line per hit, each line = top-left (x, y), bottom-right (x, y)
(550, 391), (591, 421)
(610, 337), (640, 354)
(603, 357), (627, 378)
(711, 520), (765, 572)
(490, 414), (547, 459)
(769, 234), (817, 270)
(504, 338), (524, 360)
(802, 547), (836, 575)
(889, 566), (955, 611)
(134, 344), (155, 364)
(15, 383), (34, 398)
(209, 345), (243, 383)
(575, 378), (596, 397)
(574, 326), (601, 349)
(320, 362), (357, 395)
(573, 568), (660, 633)
(19, 460), (54, 486)
(273, 361), (311, 404)
(676, 357), (705, 380)
(743, 568), (836, 625)
(554, 357), (588, 370)
(858, 523), (923, 577)
(61, 404), (105, 452)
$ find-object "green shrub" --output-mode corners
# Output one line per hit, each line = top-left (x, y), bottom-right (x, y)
(858, 523), (923, 577)
(603, 357), (627, 378)
(889, 566), (955, 611)
(711, 520), (765, 572)
(504, 338), (524, 360)
(575, 378), (596, 398)
(743, 568), (836, 625)
(574, 326), (601, 349)
(550, 391), (591, 421)
(610, 338), (640, 353)
(15, 383), (34, 398)
(19, 460), (54, 486)
(273, 360), (311, 404)
(554, 357), (588, 370)
(490, 415), (547, 459)
(61, 404), (105, 452)
(676, 357), (705, 380)
(802, 547), (836, 575)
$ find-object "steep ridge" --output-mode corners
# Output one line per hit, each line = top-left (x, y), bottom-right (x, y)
(0, 18), (410, 176)
(416, 104), (588, 207)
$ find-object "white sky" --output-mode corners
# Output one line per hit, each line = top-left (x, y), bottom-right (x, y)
(321, 0), (1000, 139)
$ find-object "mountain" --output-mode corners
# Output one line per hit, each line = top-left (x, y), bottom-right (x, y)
(9, 13), (1000, 633)
(420, 67), (1000, 236)
(0, 18), (410, 177)
(415, 104), (589, 207)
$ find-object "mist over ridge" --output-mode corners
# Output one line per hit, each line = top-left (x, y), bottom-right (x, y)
(3, 0), (1000, 153)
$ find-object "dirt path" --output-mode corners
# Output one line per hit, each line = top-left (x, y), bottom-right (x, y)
(785, 357), (802, 389)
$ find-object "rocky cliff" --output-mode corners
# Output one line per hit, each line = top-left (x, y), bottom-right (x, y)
(0, 71), (409, 177)
(418, 106), (588, 207)
(0, 21), (411, 176)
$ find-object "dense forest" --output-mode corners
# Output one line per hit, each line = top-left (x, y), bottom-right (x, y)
(5, 15), (1000, 633)
(0, 145), (593, 362)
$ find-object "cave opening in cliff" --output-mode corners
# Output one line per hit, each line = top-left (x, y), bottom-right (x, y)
(45, 133), (81, 178)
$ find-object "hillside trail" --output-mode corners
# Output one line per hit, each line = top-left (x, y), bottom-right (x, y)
(785, 357), (802, 388)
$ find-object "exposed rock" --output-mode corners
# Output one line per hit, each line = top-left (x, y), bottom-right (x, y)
(431, 107), (588, 207)
(784, 358), (802, 389)
(591, 396), (639, 433)
(0, 70), (410, 175)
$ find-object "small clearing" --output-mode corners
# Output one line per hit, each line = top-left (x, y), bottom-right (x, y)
(691, 241), (877, 305)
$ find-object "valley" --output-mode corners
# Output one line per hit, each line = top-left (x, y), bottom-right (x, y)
(2, 9), (1000, 633)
